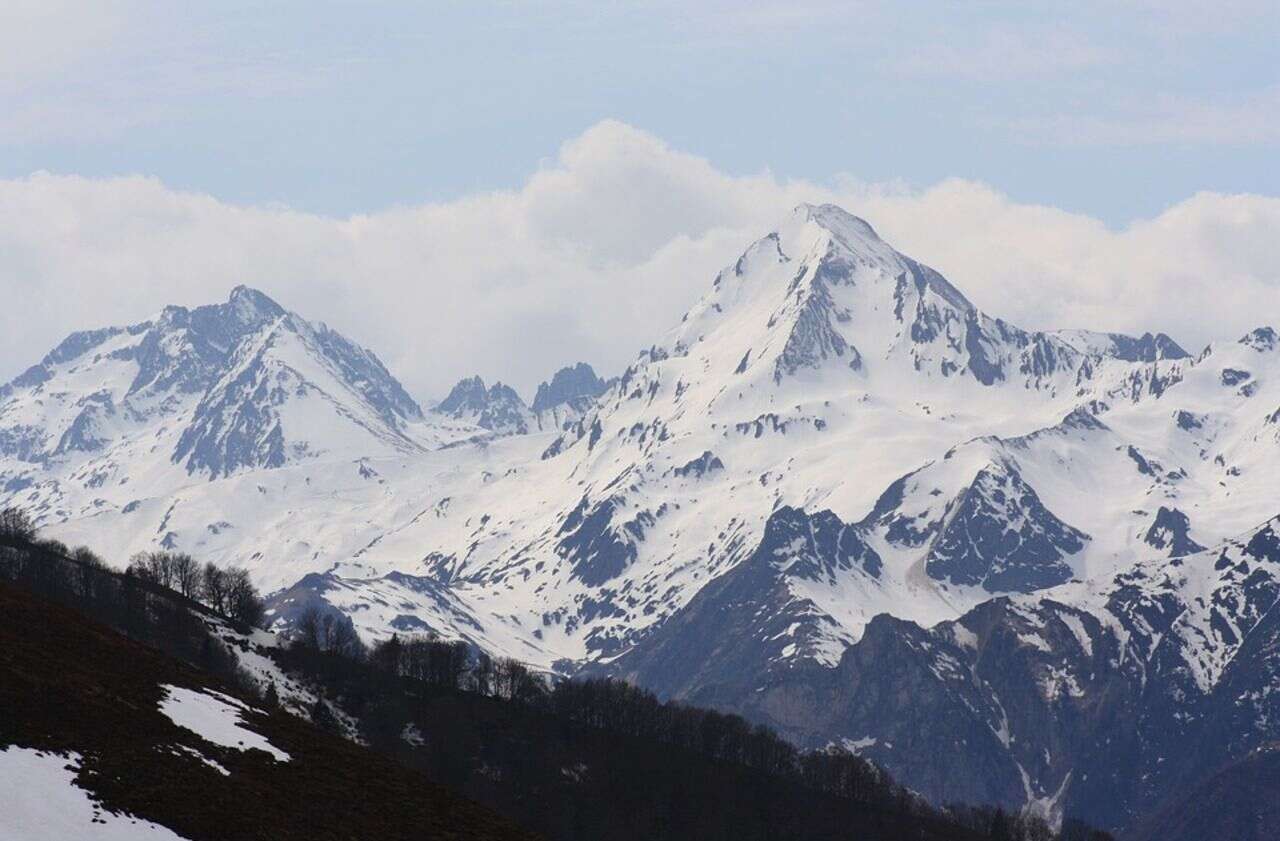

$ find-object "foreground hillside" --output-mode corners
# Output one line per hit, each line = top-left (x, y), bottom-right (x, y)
(0, 578), (536, 840)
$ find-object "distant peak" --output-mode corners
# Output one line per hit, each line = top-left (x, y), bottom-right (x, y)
(531, 362), (608, 413)
(794, 203), (882, 242)
(437, 375), (486, 410)
(436, 375), (527, 415)
(227, 285), (286, 323)
(1142, 332), (1191, 360)
(488, 381), (523, 401)
(1112, 331), (1190, 362)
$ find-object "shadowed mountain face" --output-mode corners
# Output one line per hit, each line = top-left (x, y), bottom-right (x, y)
(603, 515), (1280, 834)
(6, 204), (1280, 835)
(1126, 744), (1280, 841)
(921, 463), (1087, 593)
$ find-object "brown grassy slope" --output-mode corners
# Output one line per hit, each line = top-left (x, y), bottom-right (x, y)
(0, 579), (540, 841)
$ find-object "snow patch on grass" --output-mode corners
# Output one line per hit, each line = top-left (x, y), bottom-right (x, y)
(0, 746), (190, 839)
(158, 684), (290, 762)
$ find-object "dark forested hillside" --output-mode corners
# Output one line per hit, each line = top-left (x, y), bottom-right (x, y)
(0, 579), (535, 840)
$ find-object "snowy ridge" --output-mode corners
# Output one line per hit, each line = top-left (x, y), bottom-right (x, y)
(8, 205), (1278, 666)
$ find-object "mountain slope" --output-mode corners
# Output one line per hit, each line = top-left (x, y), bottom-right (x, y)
(1126, 744), (1280, 841)
(0, 577), (535, 841)
(641, 515), (1280, 832)
(293, 203), (1195, 671)
(0, 287), (500, 583)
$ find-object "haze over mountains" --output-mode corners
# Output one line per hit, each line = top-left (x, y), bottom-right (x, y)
(5, 203), (1280, 833)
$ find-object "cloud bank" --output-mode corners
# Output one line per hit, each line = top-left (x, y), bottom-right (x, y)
(3, 120), (1279, 401)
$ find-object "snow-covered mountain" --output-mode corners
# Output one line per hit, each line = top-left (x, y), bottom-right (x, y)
(322, 204), (1199, 666)
(1, 285), (435, 479)
(531, 362), (613, 418)
(433, 375), (533, 435)
(5, 203), (1279, 832)
(0, 286), (499, 577)
(433, 363), (611, 436)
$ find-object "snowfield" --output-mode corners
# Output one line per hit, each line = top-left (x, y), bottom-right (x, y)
(158, 684), (290, 762)
(0, 746), (190, 840)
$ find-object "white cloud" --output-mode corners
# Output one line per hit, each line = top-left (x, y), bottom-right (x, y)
(850, 180), (1280, 355)
(2, 121), (1279, 403)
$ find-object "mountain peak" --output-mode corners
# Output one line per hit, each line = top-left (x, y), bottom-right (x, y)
(794, 203), (882, 243)
(531, 362), (608, 414)
(437, 375), (492, 414)
(227, 285), (286, 324)
(0, 283), (425, 476)
(435, 375), (531, 434)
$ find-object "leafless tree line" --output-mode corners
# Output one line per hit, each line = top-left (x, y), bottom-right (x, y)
(124, 550), (264, 627)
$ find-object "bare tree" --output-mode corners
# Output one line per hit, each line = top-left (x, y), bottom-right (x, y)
(202, 562), (229, 613)
(70, 545), (106, 601)
(0, 507), (35, 541)
(470, 651), (494, 696)
(225, 567), (265, 628)
(171, 553), (201, 600)
(324, 613), (364, 658)
(126, 552), (155, 583)
(494, 658), (544, 703)
(292, 606), (362, 656)
(295, 606), (325, 651)
(129, 551), (178, 589)
(148, 552), (177, 589)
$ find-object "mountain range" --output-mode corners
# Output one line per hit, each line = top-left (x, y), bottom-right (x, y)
(5, 203), (1279, 835)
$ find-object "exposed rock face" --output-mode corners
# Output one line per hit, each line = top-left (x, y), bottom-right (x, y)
(599, 505), (883, 701)
(433, 363), (612, 438)
(923, 464), (1087, 592)
(434, 376), (531, 435)
(602, 517), (1280, 833)
(1240, 326), (1278, 352)
(1143, 506), (1205, 557)
(1103, 331), (1189, 362)
(531, 362), (609, 414)
(671, 451), (724, 479)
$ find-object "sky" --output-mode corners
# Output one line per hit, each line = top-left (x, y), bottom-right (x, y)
(2, 1), (1279, 400)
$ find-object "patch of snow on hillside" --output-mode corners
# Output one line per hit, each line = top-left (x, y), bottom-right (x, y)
(1056, 612), (1093, 657)
(0, 746), (190, 839)
(158, 685), (290, 761)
